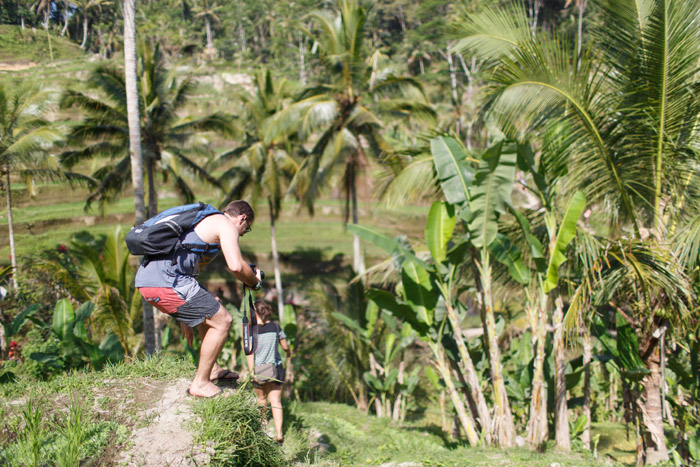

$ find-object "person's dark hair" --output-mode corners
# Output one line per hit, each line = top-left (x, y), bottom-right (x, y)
(255, 300), (274, 321)
(223, 200), (254, 222)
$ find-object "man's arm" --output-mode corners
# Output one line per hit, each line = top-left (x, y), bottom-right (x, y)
(217, 217), (259, 287)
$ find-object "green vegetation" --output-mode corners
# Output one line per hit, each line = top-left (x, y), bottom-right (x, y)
(0, 25), (83, 63)
(1, 0), (699, 465)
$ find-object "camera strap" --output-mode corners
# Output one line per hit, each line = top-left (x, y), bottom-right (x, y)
(242, 287), (258, 355)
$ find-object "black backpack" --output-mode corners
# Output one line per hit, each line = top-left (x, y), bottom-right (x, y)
(126, 202), (222, 258)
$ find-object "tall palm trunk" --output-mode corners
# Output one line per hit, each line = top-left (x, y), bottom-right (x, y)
(641, 342), (668, 464)
(61, 1), (69, 36)
(44, 8), (54, 61)
(80, 11), (89, 49)
(444, 298), (492, 441)
(204, 17), (213, 48)
(146, 159), (157, 217)
(5, 166), (18, 292)
(123, 0), (155, 356)
(526, 294), (548, 445)
(553, 295), (571, 449)
(582, 330), (592, 449)
(350, 163), (365, 275)
(479, 250), (516, 447)
(269, 198), (284, 318)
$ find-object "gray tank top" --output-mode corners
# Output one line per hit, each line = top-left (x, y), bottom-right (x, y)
(134, 229), (220, 300)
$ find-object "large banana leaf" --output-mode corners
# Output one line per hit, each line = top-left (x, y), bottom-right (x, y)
(430, 136), (475, 206)
(366, 289), (429, 337)
(543, 190), (586, 293)
(489, 233), (529, 284)
(348, 223), (428, 269)
(425, 201), (456, 264)
(507, 205), (546, 272)
(7, 304), (40, 337)
(53, 299), (76, 340)
(468, 141), (517, 249)
(401, 260), (437, 326)
(281, 304), (298, 340)
(73, 302), (96, 341)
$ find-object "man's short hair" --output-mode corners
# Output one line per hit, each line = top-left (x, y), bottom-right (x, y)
(223, 200), (254, 222)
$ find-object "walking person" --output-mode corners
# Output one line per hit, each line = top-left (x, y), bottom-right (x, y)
(135, 200), (263, 398)
(247, 300), (291, 445)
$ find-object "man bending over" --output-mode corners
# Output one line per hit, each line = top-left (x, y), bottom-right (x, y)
(135, 200), (262, 398)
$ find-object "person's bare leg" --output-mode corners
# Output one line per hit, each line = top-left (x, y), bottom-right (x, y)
(188, 305), (232, 397)
(268, 385), (284, 441)
(197, 325), (236, 380)
(254, 385), (268, 425)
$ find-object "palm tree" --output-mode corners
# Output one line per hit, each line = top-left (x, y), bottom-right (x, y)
(192, 0), (220, 54)
(77, 0), (111, 49)
(60, 40), (233, 216)
(214, 69), (298, 318)
(122, 0), (151, 355)
(455, 0), (700, 463)
(0, 82), (62, 292)
(31, 0), (54, 60)
(266, 0), (435, 275)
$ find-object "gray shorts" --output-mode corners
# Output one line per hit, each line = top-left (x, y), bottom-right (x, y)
(139, 286), (221, 328)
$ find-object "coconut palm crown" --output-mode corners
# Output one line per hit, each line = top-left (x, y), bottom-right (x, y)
(454, 0), (700, 463)
(60, 41), (233, 215)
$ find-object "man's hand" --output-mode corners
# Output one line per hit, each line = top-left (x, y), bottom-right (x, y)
(180, 323), (194, 347)
(249, 264), (264, 290)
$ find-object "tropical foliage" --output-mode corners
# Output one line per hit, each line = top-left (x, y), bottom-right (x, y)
(2, 0), (700, 465)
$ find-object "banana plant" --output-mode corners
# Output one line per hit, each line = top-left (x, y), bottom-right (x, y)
(508, 193), (587, 446)
(362, 322), (416, 420)
(430, 135), (519, 446)
(350, 205), (484, 445)
(30, 299), (124, 371)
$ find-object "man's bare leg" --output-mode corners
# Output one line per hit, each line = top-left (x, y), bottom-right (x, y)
(196, 325), (237, 381)
(188, 305), (232, 397)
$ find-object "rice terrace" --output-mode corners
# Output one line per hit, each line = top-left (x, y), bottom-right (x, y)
(0, 0), (698, 465)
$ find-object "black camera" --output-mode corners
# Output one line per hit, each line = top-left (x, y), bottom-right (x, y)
(249, 264), (265, 280)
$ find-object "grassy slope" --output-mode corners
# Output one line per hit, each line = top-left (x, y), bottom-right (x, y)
(0, 355), (624, 466)
(0, 24), (84, 64)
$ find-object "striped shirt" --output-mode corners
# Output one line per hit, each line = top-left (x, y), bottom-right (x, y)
(255, 322), (286, 366)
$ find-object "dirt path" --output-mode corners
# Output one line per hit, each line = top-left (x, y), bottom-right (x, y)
(0, 62), (38, 71)
(117, 378), (212, 466)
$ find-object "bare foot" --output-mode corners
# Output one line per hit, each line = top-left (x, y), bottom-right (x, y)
(188, 381), (222, 398)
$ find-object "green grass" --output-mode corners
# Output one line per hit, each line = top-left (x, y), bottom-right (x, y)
(0, 354), (197, 466)
(283, 402), (619, 466)
(0, 24), (84, 63)
(1, 354), (632, 466)
(190, 387), (286, 466)
(1, 185), (429, 271)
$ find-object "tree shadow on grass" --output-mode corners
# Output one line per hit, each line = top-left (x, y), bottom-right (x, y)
(400, 423), (463, 450)
(279, 248), (347, 278)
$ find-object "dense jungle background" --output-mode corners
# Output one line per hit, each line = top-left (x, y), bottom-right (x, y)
(0, 0), (698, 465)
